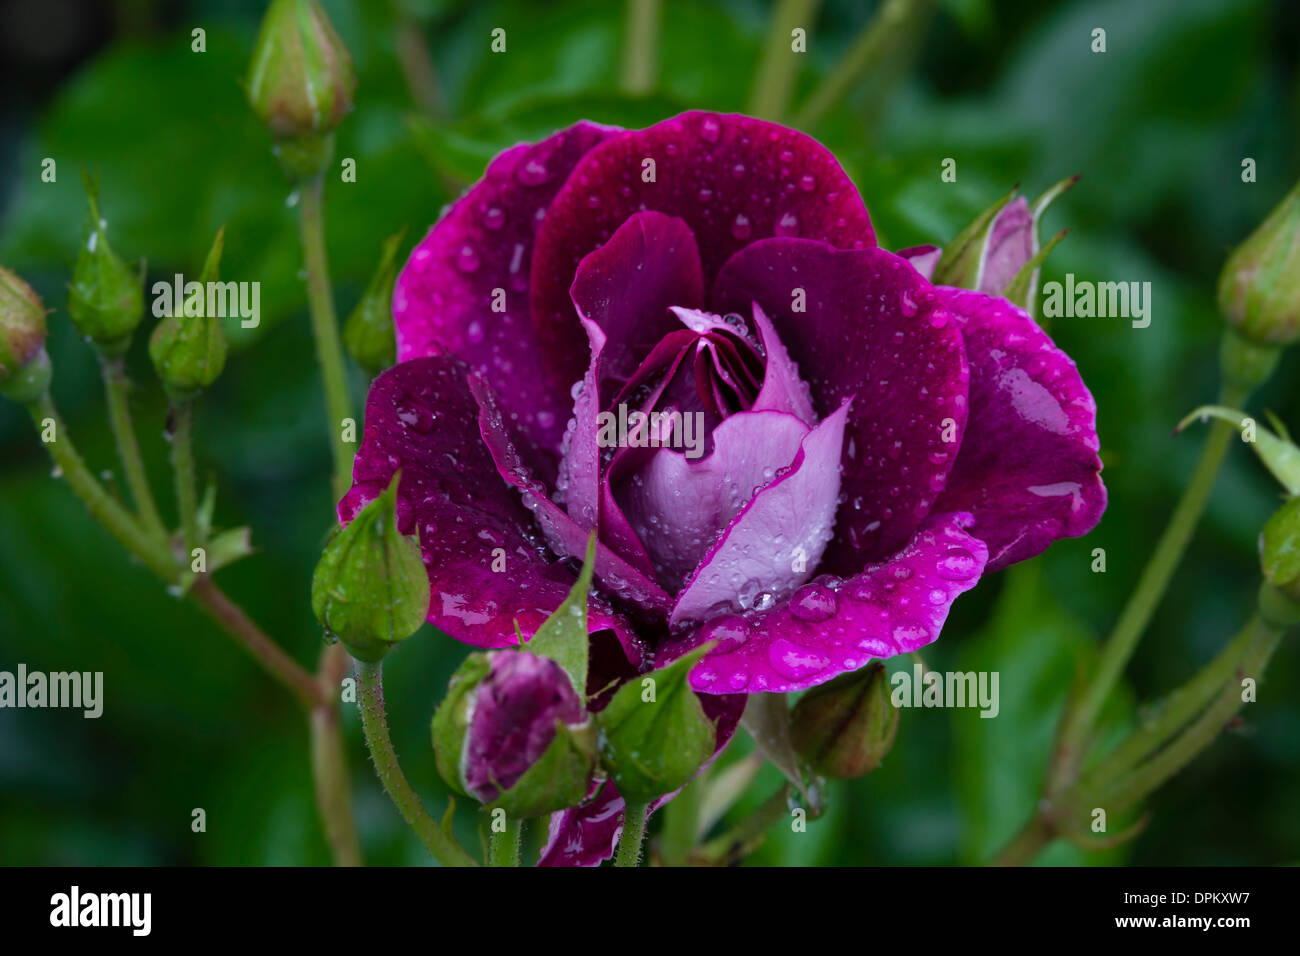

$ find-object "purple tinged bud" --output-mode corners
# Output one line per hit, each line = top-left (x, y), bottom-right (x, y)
(790, 662), (898, 778)
(1219, 179), (1300, 346)
(432, 650), (595, 817)
(0, 266), (51, 403)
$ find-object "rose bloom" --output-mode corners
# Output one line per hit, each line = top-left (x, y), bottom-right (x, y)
(340, 111), (1105, 864)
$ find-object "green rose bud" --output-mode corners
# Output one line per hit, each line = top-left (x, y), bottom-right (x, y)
(790, 662), (899, 779)
(148, 227), (228, 401)
(311, 473), (429, 661)
(67, 173), (144, 357)
(1218, 179), (1300, 346)
(0, 266), (52, 404)
(246, 0), (355, 179)
(344, 229), (405, 376)
(596, 644), (717, 805)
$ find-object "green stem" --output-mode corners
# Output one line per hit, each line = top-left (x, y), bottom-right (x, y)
(749, 0), (821, 121)
(621, 0), (661, 94)
(615, 802), (649, 867)
(1053, 387), (1245, 780)
(658, 775), (703, 865)
(298, 175), (354, 502)
(99, 353), (167, 539)
(488, 816), (524, 867)
(171, 400), (200, 554)
(695, 786), (791, 865)
(1079, 619), (1257, 792)
(311, 644), (363, 866)
(793, 0), (929, 130)
(989, 813), (1055, 867)
(1101, 616), (1283, 814)
(28, 394), (176, 581)
(354, 659), (477, 866)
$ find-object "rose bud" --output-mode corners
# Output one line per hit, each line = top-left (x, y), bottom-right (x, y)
(311, 472), (429, 662)
(344, 228), (404, 376)
(1218, 179), (1300, 346)
(149, 227), (228, 401)
(0, 266), (52, 404)
(790, 662), (899, 778)
(246, 0), (355, 178)
(67, 174), (144, 357)
(432, 650), (595, 818)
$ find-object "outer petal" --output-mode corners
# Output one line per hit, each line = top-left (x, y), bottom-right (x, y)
(713, 239), (970, 571)
(670, 403), (850, 626)
(537, 692), (744, 867)
(338, 357), (637, 649)
(532, 110), (876, 389)
(935, 289), (1106, 570)
(393, 121), (620, 463)
(680, 512), (989, 695)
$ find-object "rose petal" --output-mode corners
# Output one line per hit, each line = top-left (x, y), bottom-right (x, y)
(670, 403), (850, 626)
(897, 244), (941, 281)
(615, 410), (812, 591)
(979, 196), (1034, 295)
(531, 110), (876, 391)
(750, 302), (817, 426)
(935, 289), (1106, 570)
(338, 357), (638, 650)
(713, 239), (970, 570)
(679, 512), (989, 695)
(394, 121), (620, 465)
(469, 373), (675, 615)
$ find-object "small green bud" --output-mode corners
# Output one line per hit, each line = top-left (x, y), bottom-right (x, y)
(149, 228), (228, 401)
(1218, 179), (1300, 346)
(596, 644), (717, 804)
(0, 266), (51, 403)
(790, 662), (899, 778)
(1260, 496), (1300, 601)
(311, 473), (429, 661)
(344, 229), (405, 376)
(246, 0), (355, 178)
(67, 173), (144, 356)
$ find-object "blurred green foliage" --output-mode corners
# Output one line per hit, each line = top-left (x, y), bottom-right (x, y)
(1, 0), (1298, 865)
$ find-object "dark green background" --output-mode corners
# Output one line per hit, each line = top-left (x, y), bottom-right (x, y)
(1, 0), (1297, 865)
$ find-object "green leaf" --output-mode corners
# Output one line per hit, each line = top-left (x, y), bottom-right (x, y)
(1177, 405), (1300, 495)
(739, 693), (816, 808)
(488, 718), (596, 819)
(597, 644), (716, 805)
(524, 531), (595, 699)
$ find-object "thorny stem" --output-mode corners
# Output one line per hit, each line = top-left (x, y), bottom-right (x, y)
(621, 0), (661, 95)
(749, 0), (820, 121)
(171, 400), (200, 554)
(311, 642), (364, 866)
(488, 816), (524, 867)
(615, 802), (649, 867)
(354, 659), (478, 866)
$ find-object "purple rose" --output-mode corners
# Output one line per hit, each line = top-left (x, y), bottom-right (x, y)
(340, 110), (1106, 862)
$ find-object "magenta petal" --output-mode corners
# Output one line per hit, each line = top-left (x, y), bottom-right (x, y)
(935, 289), (1106, 571)
(393, 121), (619, 461)
(537, 692), (744, 866)
(570, 211), (704, 384)
(750, 303), (817, 425)
(617, 410), (812, 591)
(713, 239), (970, 569)
(339, 357), (635, 649)
(469, 374), (674, 615)
(532, 111), (876, 389)
(897, 244), (941, 281)
(671, 403), (850, 626)
(687, 512), (989, 694)
(978, 197), (1034, 295)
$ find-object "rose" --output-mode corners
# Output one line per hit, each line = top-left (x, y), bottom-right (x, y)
(340, 110), (1106, 863)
